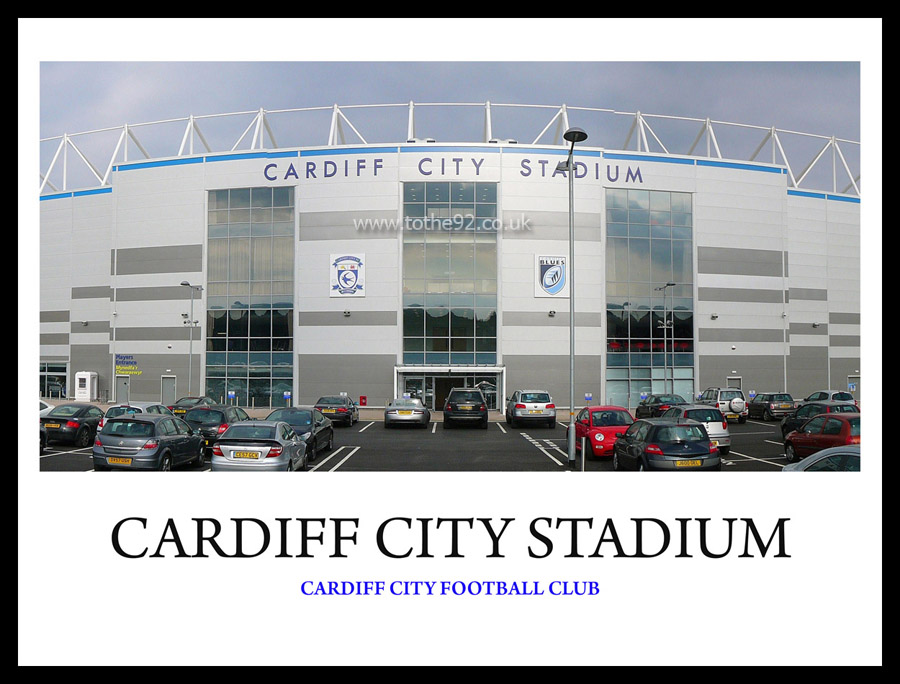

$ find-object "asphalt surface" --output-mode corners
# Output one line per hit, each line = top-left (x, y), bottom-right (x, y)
(38, 413), (796, 472)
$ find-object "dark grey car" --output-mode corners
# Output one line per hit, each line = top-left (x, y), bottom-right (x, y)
(747, 393), (796, 421)
(183, 404), (253, 458)
(265, 407), (334, 460)
(92, 414), (205, 471)
(612, 418), (720, 471)
(40, 402), (104, 447)
(443, 388), (489, 429)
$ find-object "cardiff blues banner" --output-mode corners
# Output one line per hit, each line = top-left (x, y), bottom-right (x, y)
(330, 254), (365, 297)
(534, 255), (569, 298)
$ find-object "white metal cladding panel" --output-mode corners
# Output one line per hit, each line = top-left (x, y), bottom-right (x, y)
(297, 326), (399, 355)
(699, 341), (789, 356)
(501, 326), (603, 356)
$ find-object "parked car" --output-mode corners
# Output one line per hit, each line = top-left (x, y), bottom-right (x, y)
(183, 404), (252, 458)
(801, 390), (858, 407)
(39, 399), (55, 417)
(40, 402), (104, 447)
(211, 421), (308, 472)
(634, 393), (688, 419)
(612, 418), (720, 471)
(698, 387), (748, 423)
(784, 413), (860, 464)
(782, 445), (860, 472)
(443, 388), (489, 429)
(167, 395), (217, 417)
(780, 401), (859, 438)
(747, 393), (796, 421)
(568, 406), (634, 459)
(505, 389), (556, 428)
(660, 404), (731, 455)
(92, 414), (205, 471)
(97, 401), (175, 432)
(265, 406), (334, 459)
(314, 395), (359, 426)
(384, 397), (431, 428)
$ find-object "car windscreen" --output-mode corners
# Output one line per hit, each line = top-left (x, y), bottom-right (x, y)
(107, 406), (142, 418)
(267, 409), (313, 425)
(833, 392), (854, 402)
(450, 391), (483, 402)
(175, 397), (203, 406)
(520, 392), (551, 403)
(47, 405), (84, 417)
(720, 391), (744, 400)
(834, 405), (858, 413)
(684, 409), (724, 423)
(222, 425), (276, 440)
(848, 417), (860, 436)
(658, 395), (685, 404)
(654, 425), (707, 442)
(104, 421), (154, 438)
(184, 409), (226, 425)
(390, 399), (422, 408)
(592, 411), (632, 427)
(772, 394), (793, 402)
(316, 397), (344, 405)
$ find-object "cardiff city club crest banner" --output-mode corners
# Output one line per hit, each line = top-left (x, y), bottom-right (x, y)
(330, 254), (365, 297)
(534, 255), (569, 298)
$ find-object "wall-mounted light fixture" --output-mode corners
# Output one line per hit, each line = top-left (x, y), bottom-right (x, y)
(548, 310), (556, 317)
(343, 311), (351, 317)
(812, 322), (821, 328)
(80, 321), (88, 326)
(710, 313), (719, 320)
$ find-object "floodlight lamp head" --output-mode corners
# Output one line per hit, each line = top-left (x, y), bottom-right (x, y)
(563, 127), (588, 144)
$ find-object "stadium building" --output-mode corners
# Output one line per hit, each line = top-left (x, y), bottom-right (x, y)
(38, 102), (862, 410)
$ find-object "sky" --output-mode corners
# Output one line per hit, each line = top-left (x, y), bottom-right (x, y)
(23, 18), (878, 196)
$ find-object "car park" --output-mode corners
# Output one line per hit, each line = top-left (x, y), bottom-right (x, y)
(659, 404), (731, 455)
(384, 397), (431, 428)
(504, 389), (556, 428)
(633, 394), (688, 419)
(40, 403), (104, 447)
(698, 387), (748, 423)
(167, 395), (217, 417)
(183, 404), (252, 458)
(747, 393), (797, 421)
(568, 406), (633, 459)
(92, 414), (204, 471)
(97, 401), (175, 432)
(801, 390), (858, 407)
(782, 445), (860, 472)
(780, 401), (858, 438)
(612, 418), (720, 471)
(783, 412), (860, 464)
(211, 421), (308, 472)
(264, 406), (334, 459)
(314, 395), (359, 426)
(443, 387), (489, 429)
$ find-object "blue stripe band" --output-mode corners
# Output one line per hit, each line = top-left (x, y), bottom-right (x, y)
(206, 151), (298, 162)
(697, 159), (783, 174)
(398, 146), (500, 154)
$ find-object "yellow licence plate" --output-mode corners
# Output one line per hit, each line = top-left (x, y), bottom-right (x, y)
(45, 423), (60, 429)
(397, 411), (412, 415)
(459, 406), (472, 410)
(676, 460), (702, 468)
(779, 404), (792, 409)
(108, 457), (132, 465)
(234, 451), (260, 459)
(726, 414), (738, 419)
(710, 441), (718, 446)
(322, 409), (335, 413)
(529, 410), (542, 414)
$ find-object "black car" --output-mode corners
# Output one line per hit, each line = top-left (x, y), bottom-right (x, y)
(265, 406), (334, 460)
(612, 418), (720, 471)
(747, 393), (796, 421)
(313, 396), (359, 426)
(780, 401), (859, 438)
(183, 404), (252, 457)
(443, 388), (489, 429)
(167, 395), (217, 417)
(92, 414), (205, 471)
(634, 394), (688, 419)
(40, 402), (104, 447)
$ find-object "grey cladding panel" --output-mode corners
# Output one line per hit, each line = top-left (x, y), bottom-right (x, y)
(115, 245), (202, 275)
(697, 247), (784, 277)
(697, 288), (784, 304)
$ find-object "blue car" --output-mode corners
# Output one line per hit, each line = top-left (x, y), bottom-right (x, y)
(93, 414), (205, 471)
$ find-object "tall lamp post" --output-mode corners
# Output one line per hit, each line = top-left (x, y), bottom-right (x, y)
(180, 281), (203, 396)
(559, 127), (588, 470)
(655, 282), (676, 394)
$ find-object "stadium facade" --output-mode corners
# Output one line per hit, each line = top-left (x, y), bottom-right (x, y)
(38, 103), (862, 410)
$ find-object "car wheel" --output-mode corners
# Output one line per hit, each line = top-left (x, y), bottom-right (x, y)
(301, 451), (309, 471)
(763, 410), (773, 422)
(193, 442), (205, 467)
(738, 416), (747, 424)
(326, 432), (334, 451)
(75, 428), (91, 448)
(785, 443), (797, 463)
(613, 451), (621, 471)
(308, 440), (317, 460)
(159, 453), (172, 471)
(720, 446), (730, 455)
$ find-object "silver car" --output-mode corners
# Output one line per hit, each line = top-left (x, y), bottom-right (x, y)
(210, 421), (308, 472)
(384, 397), (431, 428)
(98, 401), (175, 432)
(505, 389), (556, 428)
(660, 404), (732, 455)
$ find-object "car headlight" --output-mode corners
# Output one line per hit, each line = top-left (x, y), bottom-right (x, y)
(594, 433), (604, 441)
(300, 431), (312, 441)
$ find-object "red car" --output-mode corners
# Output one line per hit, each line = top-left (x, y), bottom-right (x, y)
(568, 406), (635, 459)
(784, 412), (860, 464)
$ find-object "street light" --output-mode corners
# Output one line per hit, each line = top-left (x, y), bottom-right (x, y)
(654, 282), (676, 394)
(180, 281), (203, 396)
(560, 127), (587, 470)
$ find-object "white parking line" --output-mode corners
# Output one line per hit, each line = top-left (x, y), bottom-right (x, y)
(309, 446), (348, 471)
(521, 433), (564, 466)
(326, 446), (360, 472)
(542, 439), (568, 457)
(496, 423), (507, 434)
(764, 440), (785, 447)
(358, 421), (374, 432)
(431, 422), (437, 434)
(727, 449), (785, 468)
